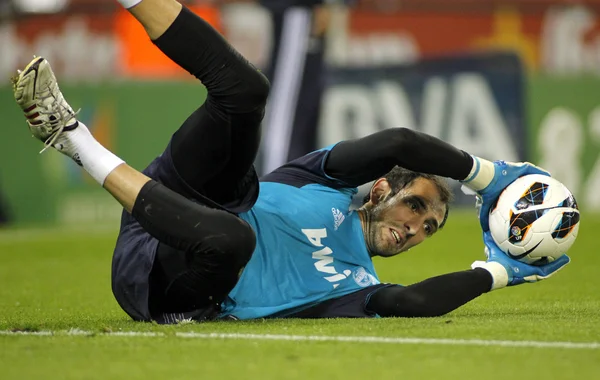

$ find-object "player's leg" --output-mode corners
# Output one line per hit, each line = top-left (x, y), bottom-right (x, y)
(118, 0), (268, 316)
(12, 54), (254, 245)
(12, 55), (256, 319)
(126, 0), (268, 205)
(125, 0), (181, 40)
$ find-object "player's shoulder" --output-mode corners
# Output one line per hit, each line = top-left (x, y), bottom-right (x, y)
(260, 144), (353, 191)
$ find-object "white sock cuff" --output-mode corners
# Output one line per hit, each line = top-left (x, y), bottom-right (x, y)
(461, 155), (496, 191)
(463, 155), (481, 182)
(88, 151), (125, 186)
(59, 124), (125, 186)
(471, 261), (509, 291)
(117, 0), (143, 9)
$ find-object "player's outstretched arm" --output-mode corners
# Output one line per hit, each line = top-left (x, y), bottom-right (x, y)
(366, 233), (570, 318)
(366, 268), (493, 317)
(325, 127), (473, 187)
(324, 127), (548, 231)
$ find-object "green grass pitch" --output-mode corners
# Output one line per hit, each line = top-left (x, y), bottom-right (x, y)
(0, 211), (598, 379)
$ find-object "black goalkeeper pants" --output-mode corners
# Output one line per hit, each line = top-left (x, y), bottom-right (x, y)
(128, 6), (269, 317)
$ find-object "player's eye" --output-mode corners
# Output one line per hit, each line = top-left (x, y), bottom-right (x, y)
(408, 200), (419, 212)
(424, 223), (432, 236)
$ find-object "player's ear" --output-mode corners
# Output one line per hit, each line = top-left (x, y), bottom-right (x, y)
(370, 178), (392, 205)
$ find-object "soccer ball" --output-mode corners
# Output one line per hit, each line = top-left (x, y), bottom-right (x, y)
(488, 174), (580, 264)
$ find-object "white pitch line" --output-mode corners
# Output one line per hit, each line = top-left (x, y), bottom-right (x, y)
(1, 330), (599, 350)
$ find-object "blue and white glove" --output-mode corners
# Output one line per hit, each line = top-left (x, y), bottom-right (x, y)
(461, 157), (550, 232)
(471, 232), (570, 290)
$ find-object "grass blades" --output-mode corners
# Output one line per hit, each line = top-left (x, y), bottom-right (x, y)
(1, 211), (599, 379)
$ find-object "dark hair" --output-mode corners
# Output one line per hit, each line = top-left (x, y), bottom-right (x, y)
(362, 166), (454, 228)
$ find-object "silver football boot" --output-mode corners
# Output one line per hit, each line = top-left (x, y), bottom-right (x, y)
(12, 56), (79, 153)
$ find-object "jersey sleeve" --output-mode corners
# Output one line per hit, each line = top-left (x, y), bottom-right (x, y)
(323, 128), (473, 187)
(260, 144), (356, 190)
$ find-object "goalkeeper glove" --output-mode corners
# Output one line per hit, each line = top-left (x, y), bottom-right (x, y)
(471, 231), (570, 290)
(461, 157), (550, 232)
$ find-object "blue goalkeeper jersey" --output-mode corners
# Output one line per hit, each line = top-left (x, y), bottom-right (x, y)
(220, 146), (380, 320)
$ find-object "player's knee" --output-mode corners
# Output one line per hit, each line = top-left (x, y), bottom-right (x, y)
(228, 218), (256, 264)
(239, 68), (270, 110)
(204, 217), (256, 266)
(208, 62), (269, 115)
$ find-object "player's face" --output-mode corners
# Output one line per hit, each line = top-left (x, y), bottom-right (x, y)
(367, 178), (447, 257)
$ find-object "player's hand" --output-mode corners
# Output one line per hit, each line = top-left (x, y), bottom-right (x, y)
(477, 161), (550, 232)
(471, 232), (570, 289)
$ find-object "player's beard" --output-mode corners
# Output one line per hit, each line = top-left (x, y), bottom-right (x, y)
(362, 198), (401, 257)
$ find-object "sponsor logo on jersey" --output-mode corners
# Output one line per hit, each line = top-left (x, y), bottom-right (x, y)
(302, 228), (351, 289)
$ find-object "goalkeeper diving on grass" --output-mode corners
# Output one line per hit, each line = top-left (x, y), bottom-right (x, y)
(11, 0), (571, 324)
